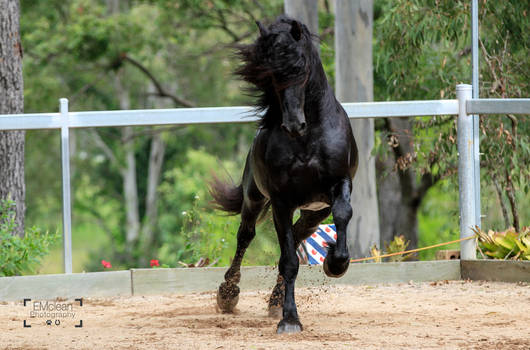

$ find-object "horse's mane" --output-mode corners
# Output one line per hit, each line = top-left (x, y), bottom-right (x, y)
(235, 15), (321, 128)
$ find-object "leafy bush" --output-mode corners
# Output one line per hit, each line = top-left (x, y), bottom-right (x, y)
(370, 235), (416, 262)
(473, 226), (530, 260)
(177, 196), (238, 266)
(157, 193), (280, 268)
(156, 149), (279, 268)
(0, 199), (59, 276)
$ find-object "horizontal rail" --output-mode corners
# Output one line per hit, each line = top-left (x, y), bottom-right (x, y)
(2, 98), (528, 131)
(68, 106), (258, 128)
(0, 113), (61, 130)
(467, 99), (530, 115)
(0, 100), (459, 131)
(0, 107), (258, 130)
(342, 99), (458, 118)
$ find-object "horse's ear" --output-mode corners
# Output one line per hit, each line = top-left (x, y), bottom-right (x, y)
(256, 21), (268, 36)
(290, 20), (302, 41)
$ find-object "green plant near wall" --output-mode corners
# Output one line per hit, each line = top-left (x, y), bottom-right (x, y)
(178, 197), (238, 266)
(473, 226), (530, 260)
(370, 235), (416, 262)
(0, 199), (59, 276)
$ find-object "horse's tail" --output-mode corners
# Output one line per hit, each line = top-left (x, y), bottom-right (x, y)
(209, 175), (244, 215)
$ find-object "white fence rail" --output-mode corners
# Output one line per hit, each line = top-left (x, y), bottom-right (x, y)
(0, 84), (529, 272)
(0, 100), (461, 130)
(3, 98), (528, 130)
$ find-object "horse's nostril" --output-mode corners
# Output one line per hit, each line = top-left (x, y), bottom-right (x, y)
(281, 123), (306, 137)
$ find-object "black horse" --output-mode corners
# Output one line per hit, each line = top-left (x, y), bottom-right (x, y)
(210, 15), (358, 334)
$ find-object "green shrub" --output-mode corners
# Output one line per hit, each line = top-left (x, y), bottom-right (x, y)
(156, 149), (279, 268)
(0, 199), (59, 276)
(473, 226), (530, 260)
(370, 235), (415, 262)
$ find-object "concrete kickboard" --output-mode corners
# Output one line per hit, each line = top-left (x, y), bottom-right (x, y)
(131, 260), (461, 295)
(0, 271), (132, 301)
(461, 260), (530, 282)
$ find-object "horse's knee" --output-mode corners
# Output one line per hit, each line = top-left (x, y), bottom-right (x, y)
(224, 268), (241, 284)
(333, 201), (352, 224)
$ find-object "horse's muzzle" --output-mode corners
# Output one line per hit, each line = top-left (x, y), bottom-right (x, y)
(281, 121), (306, 138)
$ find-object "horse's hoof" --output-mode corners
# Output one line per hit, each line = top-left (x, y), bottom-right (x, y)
(276, 318), (303, 334)
(268, 305), (282, 319)
(323, 254), (349, 278)
(216, 282), (240, 313)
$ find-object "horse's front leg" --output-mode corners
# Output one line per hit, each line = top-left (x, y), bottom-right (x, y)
(268, 207), (331, 318)
(272, 202), (302, 334)
(324, 178), (352, 278)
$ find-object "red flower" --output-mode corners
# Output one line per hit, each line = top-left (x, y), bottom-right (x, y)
(101, 260), (112, 269)
(150, 259), (160, 267)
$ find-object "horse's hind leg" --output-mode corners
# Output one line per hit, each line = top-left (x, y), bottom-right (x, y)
(268, 207), (331, 318)
(217, 198), (263, 313)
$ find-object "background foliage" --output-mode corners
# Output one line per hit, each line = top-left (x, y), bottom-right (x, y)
(13, 0), (528, 273)
(0, 199), (59, 276)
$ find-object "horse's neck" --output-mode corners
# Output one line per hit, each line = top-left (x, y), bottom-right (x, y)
(307, 59), (331, 96)
(305, 68), (333, 112)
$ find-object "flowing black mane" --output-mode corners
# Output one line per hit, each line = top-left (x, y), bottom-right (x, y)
(236, 15), (322, 128)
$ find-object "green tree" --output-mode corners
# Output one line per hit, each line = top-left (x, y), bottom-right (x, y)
(0, 0), (25, 236)
(372, 0), (529, 251)
(19, 0), (528, 273)
(21, 0), (283, 270)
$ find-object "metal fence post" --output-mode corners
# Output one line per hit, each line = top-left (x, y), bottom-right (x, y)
(60, 98), (73, 273)
(471, 0), (481, 228)
(456, 84), (477, 260)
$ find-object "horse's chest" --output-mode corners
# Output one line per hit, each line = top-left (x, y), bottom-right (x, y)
(267, 143), (322, 173)
(289, 154), (321, 174)
(253, 130), (340, 201)
(269, 149), (329, 189)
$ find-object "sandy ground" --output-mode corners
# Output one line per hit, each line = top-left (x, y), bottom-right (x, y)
(1, 280), (529, 350)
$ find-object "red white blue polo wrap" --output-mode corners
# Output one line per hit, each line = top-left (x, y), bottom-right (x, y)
(300, 224), (337, 265)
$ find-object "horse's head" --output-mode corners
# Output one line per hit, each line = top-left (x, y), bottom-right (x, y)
(256, 17), (312, 137)
(237, 16), (316, 137)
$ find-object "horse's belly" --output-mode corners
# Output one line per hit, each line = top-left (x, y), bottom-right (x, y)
(299, 201), (329, 211)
